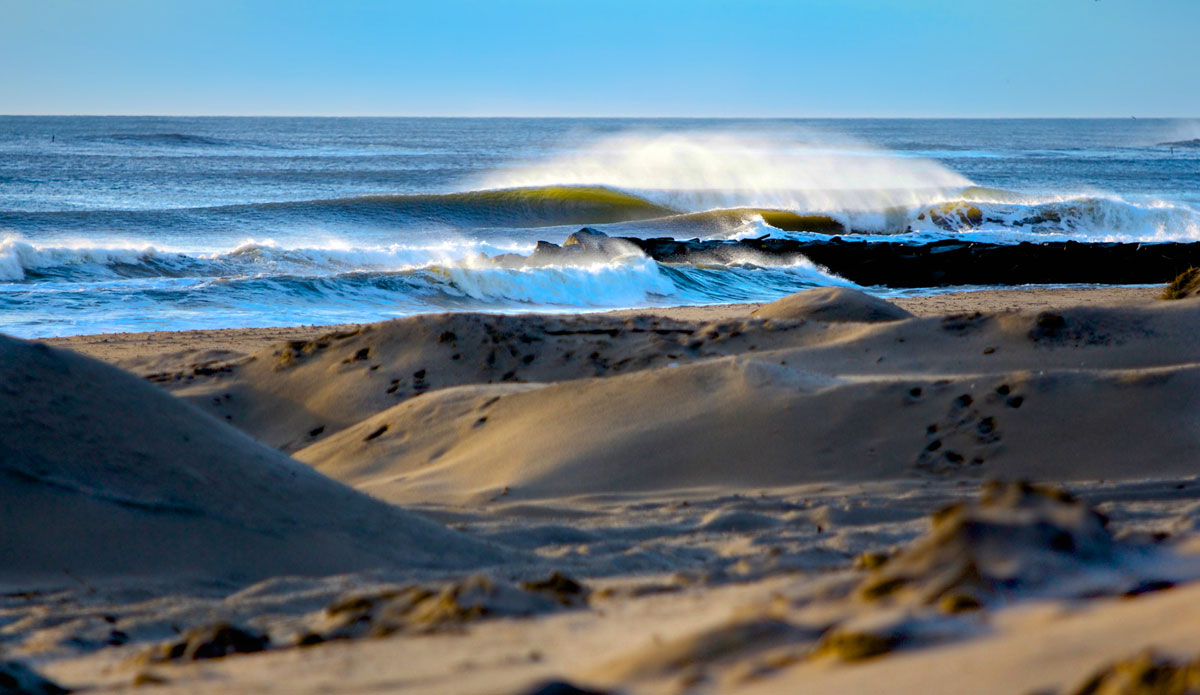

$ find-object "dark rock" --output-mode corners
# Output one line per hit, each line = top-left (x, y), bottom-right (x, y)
(614, 236), (1200, 288)
(562, 227), (611, 253)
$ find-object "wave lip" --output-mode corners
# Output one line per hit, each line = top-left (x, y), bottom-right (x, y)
(479, 131), (972, 215)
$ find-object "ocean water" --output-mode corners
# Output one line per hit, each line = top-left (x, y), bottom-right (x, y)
(2, 116), (1198, 337)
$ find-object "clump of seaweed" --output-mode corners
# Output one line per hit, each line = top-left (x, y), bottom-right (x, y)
(143, 623), (269, 663)
(305, 574), (589, 643)
(1161, 267), (1200, 300)
(812, 630), (899, 662)
(521, 572), (589, 606)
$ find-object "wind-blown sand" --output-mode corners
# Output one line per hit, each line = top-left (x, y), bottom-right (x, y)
(7, 284), (1200, 695)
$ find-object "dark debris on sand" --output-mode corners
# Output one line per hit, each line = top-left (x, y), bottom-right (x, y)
(304, 573), (589, 644)
(0, 660), (70, 694)
(144, 623), (270, 663)
(1067, 649), (1200, 695)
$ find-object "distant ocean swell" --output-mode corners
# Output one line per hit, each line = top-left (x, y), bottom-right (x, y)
(5, 185), (1196, 244)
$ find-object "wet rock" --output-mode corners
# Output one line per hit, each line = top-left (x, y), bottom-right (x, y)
(618, 236), (1200, 288)
(562, 227), (612, 253)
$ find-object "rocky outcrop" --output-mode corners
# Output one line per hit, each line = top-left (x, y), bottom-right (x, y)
(618, 236), (1200, 288)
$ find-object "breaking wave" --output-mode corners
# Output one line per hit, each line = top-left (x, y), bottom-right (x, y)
(7, 184), (1196, 244)
(0, 234), (850, 338)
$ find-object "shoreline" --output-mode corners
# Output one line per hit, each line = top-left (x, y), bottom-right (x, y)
(44, 285), (1160, 365)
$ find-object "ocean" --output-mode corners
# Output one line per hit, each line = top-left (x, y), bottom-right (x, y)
(1, 116), (1198, 337)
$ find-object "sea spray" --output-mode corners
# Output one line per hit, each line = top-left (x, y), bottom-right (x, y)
(478, 130), (972, 216)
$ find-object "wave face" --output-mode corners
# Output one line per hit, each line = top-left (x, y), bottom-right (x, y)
(3, 116), (1199, 336)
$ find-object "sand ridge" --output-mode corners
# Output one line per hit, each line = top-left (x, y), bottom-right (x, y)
(183, 291), (1200, 504)
(0, 334), (508, 590)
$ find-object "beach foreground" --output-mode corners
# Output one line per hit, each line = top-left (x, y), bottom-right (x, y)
(5, 285), (1200, 695)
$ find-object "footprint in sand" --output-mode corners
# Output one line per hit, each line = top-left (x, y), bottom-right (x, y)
(915, 384), (1016, 474)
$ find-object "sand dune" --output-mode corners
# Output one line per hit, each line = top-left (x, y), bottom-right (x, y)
(63, 288), (1199, 505)
(751, 285), (914, 322)
(157, 311), (831, 452)
(282, 294), (1200, 504)
(0, 335), (505, 589)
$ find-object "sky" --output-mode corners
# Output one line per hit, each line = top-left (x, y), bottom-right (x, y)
(2, 0), (1198, 117)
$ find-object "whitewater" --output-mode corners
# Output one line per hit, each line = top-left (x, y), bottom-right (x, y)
(1, 116), (1198, 336)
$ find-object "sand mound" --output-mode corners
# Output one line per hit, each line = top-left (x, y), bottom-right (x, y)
(856, 482), (1166, 607)
(0, 335), (504, 588)
(162, 312), (821, 451)
(293, 302), (1200, 504)
(751, 287), (913, 323)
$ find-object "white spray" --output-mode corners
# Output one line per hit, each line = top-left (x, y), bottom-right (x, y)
(478, 129), (973, 227)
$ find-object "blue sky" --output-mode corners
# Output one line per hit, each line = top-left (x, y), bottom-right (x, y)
(2, 0), (1197, 117)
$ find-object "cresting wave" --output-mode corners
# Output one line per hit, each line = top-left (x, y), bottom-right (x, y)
(3, 191), (1198, 283)
(5, 184), (1198, 246)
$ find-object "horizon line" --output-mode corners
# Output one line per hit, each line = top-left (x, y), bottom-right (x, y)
(2, 113), (1197, 120)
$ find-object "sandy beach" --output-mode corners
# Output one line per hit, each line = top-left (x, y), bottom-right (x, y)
(2, 283), (1197, 694)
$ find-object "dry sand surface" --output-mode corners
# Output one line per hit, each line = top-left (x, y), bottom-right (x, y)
(5, 284), (1200, 695)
